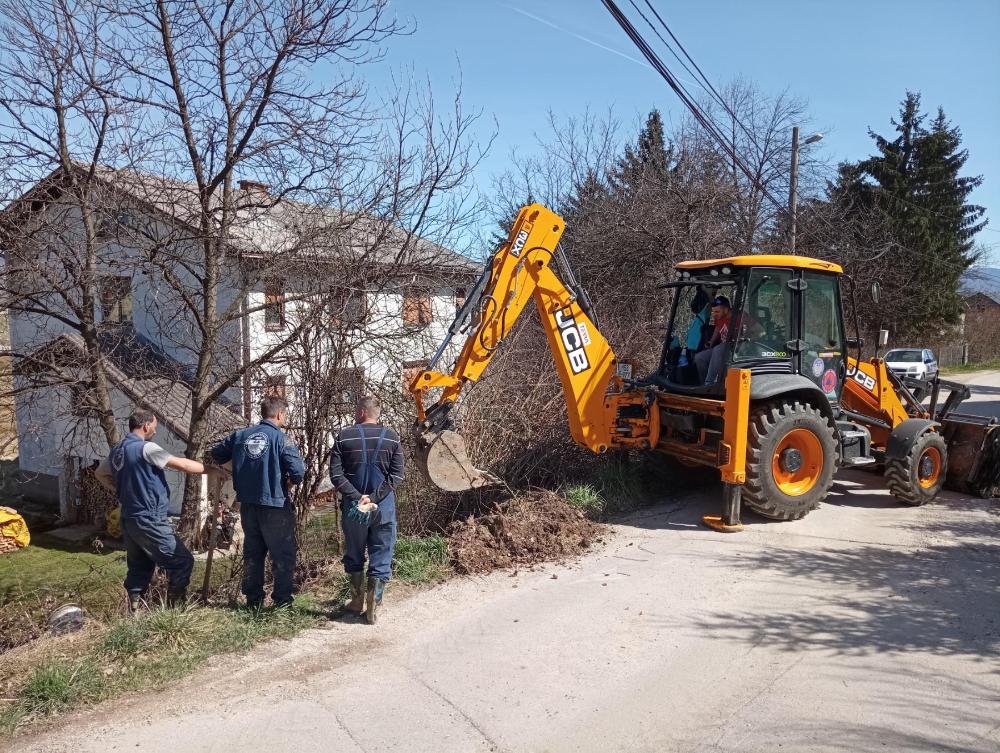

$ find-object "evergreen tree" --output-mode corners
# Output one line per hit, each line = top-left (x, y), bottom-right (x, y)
(608, 109), (673, 198)
(562, 169), (608, 226)
(833, 92), (986, 339)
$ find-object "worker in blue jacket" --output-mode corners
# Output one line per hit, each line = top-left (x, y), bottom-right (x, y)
(211, 395), (305, 608)
(329, 395), (405, 624)
(96, 409), (224, 613)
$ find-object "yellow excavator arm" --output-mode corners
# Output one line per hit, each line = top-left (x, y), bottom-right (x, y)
(408, 203), (627, 490)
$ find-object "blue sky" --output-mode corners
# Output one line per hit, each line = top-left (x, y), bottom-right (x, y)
(371, 0), (1000, 264)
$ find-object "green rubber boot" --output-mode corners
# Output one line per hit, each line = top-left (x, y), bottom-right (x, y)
(346, 573), (365, 614)
(365, 577), (386, 625)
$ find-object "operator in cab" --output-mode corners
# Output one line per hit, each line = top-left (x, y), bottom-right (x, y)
(694, 295), (733, 386)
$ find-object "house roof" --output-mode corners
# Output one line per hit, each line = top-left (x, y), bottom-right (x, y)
(1, 163), (480, 278)
(964, 290), (1000, 306)
(17, 332), (245, 443)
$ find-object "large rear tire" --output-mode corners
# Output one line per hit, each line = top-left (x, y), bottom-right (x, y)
(885, 431), (947, 505)
(744, 401), (839, 520)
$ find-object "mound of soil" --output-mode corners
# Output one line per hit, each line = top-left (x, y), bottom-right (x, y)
(447, 490), (604, 575)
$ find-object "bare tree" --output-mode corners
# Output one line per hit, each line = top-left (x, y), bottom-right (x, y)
(0, 0), (485, 539)
(681, 79), (823, 253)
(0, 0), (144, 453)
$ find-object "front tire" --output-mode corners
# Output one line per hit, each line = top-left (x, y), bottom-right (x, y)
(744, 401), (839, 520)
(885, 431), (947, 505)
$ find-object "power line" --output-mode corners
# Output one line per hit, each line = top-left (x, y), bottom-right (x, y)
(602, 1), (988, 279)
(601, 0), (786, 212)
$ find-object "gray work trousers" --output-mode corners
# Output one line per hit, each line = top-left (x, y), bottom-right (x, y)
(694, 343), (727, 386)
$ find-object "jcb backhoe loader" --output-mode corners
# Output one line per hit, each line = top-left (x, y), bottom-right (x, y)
(408, 204), (999, 529)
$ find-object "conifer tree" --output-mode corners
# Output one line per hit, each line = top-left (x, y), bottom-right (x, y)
(832, 92), (986, 339)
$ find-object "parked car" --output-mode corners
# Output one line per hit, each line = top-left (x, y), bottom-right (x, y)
(884, 348), (939, 381)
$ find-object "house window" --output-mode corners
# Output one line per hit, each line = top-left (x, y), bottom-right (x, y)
(264, 374), (287, 399)
(403, 288), (432, 327)
(329, 287), (368, 328)
(99, 276), (132, 323)
(264, 278), (285, 329)
(402, 359), (429, 393)
(455, 287), (467, 314)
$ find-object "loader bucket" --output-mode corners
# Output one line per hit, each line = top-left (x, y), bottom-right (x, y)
(941, 414), (1000, 498)
(415, 429), (500, 493)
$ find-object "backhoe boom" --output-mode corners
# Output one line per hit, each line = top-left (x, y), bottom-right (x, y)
(408, 204), (627, 490)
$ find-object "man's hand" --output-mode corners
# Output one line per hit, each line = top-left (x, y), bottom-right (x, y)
(359, 495), (371, 506)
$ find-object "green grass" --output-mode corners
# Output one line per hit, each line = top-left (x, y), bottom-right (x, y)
(563, 456), (655, 519)
(0, 534), (238, 650)
(0, 522), (455, 737)
(0, 539), (129, 617)
(392, 535), (450, 584)
(564, 484), (605, 515)
(14, 658), (104, 718)
(942, 357), (1000, 374)
(1, 599), (321, 735)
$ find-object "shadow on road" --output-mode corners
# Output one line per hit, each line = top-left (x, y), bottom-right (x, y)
(685, 538), (999, 658)
(621, 471), (999, 660)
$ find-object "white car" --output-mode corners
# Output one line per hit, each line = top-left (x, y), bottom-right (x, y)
(884, 348), (939, 381)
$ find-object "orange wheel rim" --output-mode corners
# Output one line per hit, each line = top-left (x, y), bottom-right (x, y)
(772, 428), (824, 496)
(917, 446), (942, 489)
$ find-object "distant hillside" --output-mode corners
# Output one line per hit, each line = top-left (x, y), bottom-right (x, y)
(961, 267), (1000, 295)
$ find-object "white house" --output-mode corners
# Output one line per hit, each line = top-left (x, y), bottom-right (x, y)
(2, 165), (479, 519)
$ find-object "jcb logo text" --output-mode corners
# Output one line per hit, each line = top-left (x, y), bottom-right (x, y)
(555, 308), (590, 374)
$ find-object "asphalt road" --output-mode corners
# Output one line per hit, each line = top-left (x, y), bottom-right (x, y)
(12, 374), (1000, 753)
(946, 368), (1000, 419)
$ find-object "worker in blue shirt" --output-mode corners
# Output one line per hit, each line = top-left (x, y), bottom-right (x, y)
(211, 395), (305, 609)
(96, 409), (224, 613)
(329, 395), (405, 624)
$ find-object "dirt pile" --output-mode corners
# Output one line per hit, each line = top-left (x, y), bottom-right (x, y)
(447, 489), (604, 574)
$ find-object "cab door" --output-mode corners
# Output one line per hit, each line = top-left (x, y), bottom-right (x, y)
(801, 271), (847, 401)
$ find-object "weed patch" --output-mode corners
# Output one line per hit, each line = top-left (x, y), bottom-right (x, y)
(393, 535), (449, 583)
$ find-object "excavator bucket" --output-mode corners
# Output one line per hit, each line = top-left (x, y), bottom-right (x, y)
(415, 429), (500, 493)
(941, 414), (1000, 498)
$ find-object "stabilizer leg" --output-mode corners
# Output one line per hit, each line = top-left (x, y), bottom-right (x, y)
(703, 482), (744, 532)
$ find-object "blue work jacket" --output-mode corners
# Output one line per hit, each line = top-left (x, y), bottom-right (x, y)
(211, 420), (305, 507)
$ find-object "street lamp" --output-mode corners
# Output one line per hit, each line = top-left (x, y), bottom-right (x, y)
(788, 127), (824, 254)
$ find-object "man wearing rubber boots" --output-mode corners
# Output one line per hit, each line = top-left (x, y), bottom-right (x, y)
(212, 395), (305, 609)
(329, 395), (405, 624)
(96, 409), (222, 613)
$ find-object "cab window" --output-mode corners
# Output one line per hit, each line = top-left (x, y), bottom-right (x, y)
(802, 272), (845, 397)
(803, 274), (842, 352)
(733, 268), (792, 360)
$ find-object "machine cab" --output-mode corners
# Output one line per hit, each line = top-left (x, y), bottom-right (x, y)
(656, 255), (848, 402)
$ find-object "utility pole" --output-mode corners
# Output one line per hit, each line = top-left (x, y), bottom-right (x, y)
(788, 126), (800, 255)
(788, 128), (822, 255)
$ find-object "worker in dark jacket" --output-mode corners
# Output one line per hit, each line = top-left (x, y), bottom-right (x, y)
(211, 395), (305, 608)
(329, 395), (404, 624)
(96, 409), (223, 613)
